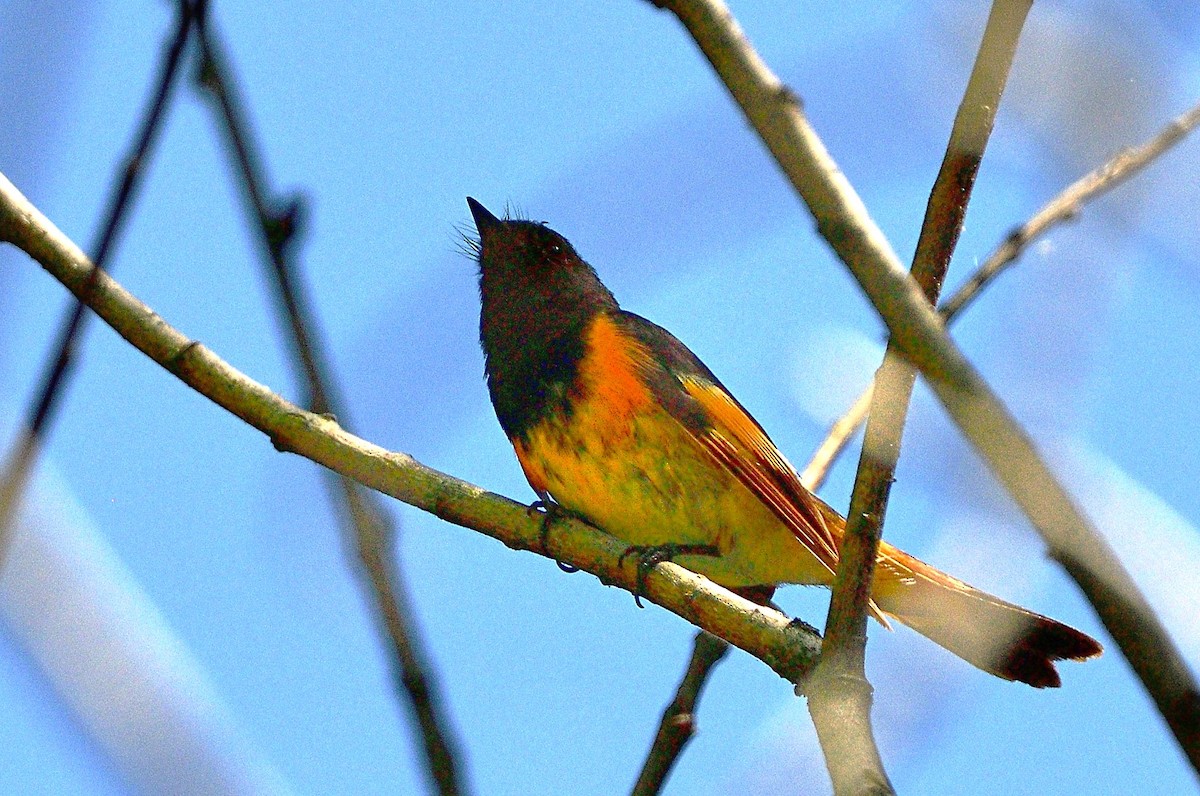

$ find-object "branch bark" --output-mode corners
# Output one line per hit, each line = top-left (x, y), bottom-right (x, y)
(0, 0), (201, 566)
(191, 17), (469, 794)
(941, 98), (1200, 319)
(803, 96), (1200, 490)
(630, 632), (730, 796)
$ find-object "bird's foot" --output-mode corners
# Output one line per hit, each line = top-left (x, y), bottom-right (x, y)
(527, 499), (587, 572)
(618, 543), (721, 608)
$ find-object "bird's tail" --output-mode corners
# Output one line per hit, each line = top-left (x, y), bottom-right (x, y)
(869, 544), (1102, 687)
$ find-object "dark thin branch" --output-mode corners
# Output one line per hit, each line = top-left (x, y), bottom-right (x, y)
(940, 98), (1200, 319)
(25, 0), (203, 438)
(826, 0), (1031, 671)
(802, 97), (1200, 490)
(0, 0), (201, 564)
(191, 17), (469, 796)
(631, 633), (730, 796)
(340, 478), (468, 791)
(809, 3), (1032, 791)
(191, 18), (328, 414)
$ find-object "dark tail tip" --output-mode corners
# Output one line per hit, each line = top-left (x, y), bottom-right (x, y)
(999, 618), (1103, 688)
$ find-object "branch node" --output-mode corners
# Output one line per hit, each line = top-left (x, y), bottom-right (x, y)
(776, 83), (803, 113)
(269, 432), (298, 454)
(194, 53), (218, 92)
(265, 194), (307, 258)
(787, 616), (821, 636)
(668, 712), (695, 732)
(165, 339), (203, 377)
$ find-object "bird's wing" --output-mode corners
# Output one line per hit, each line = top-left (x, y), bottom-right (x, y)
(616, 312), (842, 578)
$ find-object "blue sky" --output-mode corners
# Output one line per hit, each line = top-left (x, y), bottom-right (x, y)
(2, 1), (1199, 793)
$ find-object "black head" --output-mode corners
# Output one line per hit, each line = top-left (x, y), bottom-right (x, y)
(467, 198), (618, 437)
(468, 199), (613, 298)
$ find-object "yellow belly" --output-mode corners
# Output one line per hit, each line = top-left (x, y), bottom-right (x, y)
(515, 397), (833, 589)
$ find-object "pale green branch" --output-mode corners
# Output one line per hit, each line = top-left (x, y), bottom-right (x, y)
(0, 171), (820, 686)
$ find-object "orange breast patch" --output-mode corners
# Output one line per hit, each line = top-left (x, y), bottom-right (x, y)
(575, 313), (653, 420)
(512, 312), (653, 497)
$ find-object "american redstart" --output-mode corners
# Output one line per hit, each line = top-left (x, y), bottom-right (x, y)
(468, 197), (1100, 687)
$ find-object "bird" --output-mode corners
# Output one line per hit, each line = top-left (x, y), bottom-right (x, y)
(467, 197), (1101, 687)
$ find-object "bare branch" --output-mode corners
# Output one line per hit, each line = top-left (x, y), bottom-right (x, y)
(0, 0), (201, 564)
(811, 1), (1033, 790)
(801, 96), (1200, 510)
(0, 172), (822, 688)
(631, 632), (730, 796)
(800, 386), (873, 493)
(653, 0), (1200, 780)
(941, 98), (1200, 319)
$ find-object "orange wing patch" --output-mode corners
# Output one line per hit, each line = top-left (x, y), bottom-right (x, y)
(677, 375), (890, 625)
(681, 376), (841, 575)
(512, 311), (654, 499)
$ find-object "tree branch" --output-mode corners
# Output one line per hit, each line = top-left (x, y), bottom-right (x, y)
(0, 0), (201, 565)
(189, 17), (469, 795)
(803, 96), (1200, 490)
(630, 632), (730, 796)
(653, 0), (1200, 780)
(812, 2), (1030, 792)
(0, 171), (821, 688)
(940, 98), (1200, 319)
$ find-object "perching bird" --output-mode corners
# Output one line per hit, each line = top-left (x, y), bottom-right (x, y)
(468, 197), (1100, 687)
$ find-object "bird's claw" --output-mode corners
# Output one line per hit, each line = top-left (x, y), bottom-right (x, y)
(618, 543), (721, 608)
(528, 498), (582, 573)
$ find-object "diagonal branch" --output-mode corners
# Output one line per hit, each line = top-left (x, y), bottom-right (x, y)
(0, 171), (823, 688)
(190, 16), (469, 794)
(624, 78), (1200, 784)
(0, 0), (202, 565)
(941, 98), (1200, 318)
(630, 632), (730, 796)
(802, 96), (1200, 490)
(653, 0), (1200, 781)
(812, 2), (1031, 792)
(630, 5), (1032, 789)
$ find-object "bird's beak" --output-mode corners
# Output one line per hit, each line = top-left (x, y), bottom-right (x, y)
(467, 197), (501, 238)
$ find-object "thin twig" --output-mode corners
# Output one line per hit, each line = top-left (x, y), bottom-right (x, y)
(0, 0), (201, 566)
(653, 0), (1200, 781)
(803, 97), (1200, 490)
(812, 2), (1031, 792)
(0, 172), (824, 685)
(941, 98), (1200, 319)
(191, 17), (468, 795)
(800, 387), (874, 493)
(631, 632), (729, 796)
